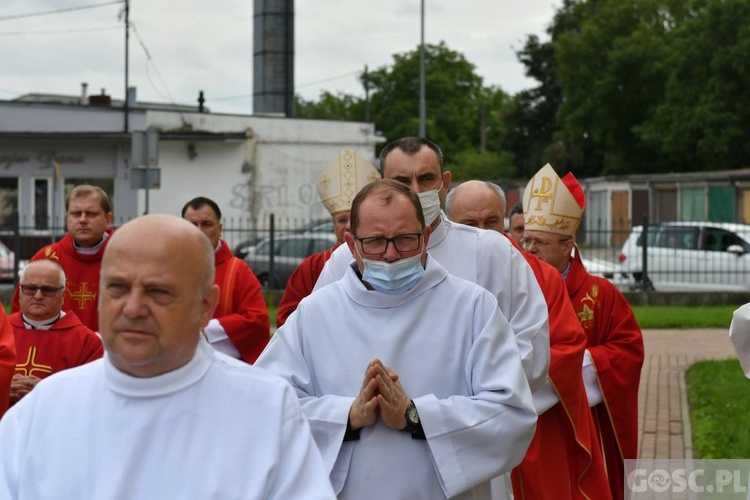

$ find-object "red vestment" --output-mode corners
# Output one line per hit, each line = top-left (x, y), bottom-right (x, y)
(565, 250), (644, 500)
(11, 230), (113, 332)
(214, 240), (269, 364)
(510, 239), (611, 499)
(0, 306), (16, 418)
(10, 311), (103, 379)
(275, 245), (337, 328)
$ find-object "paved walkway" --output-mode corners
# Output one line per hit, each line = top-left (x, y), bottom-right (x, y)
(638, 328), (737, 459)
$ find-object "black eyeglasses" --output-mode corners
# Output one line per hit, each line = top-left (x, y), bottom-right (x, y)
(20, 285), (65, 297)
(355, 232), (423, 255)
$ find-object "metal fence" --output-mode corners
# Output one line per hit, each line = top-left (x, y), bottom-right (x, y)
(0, 214), (333, 288)
(3, 217), (748, 293)
(582, 222), (750, 292)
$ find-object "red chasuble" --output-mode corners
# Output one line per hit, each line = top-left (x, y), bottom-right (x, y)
(275, 245), (338, 328)
(10, 311), (103, 379)
(11, 230), (113, 332)
(214, 240), (270, 364)
(565, 250), (644, 500)
(0, 306), (16, 418)
(509, 239), (611, 499)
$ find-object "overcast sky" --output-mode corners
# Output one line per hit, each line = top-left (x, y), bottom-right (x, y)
(1, 0), (561, 115)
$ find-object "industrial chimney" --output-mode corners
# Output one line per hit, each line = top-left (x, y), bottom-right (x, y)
(253, 0), (295, 116)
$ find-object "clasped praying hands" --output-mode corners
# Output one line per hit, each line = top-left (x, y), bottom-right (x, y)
(348, 358), (411, 431)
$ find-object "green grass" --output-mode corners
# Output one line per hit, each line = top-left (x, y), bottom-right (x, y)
(268, 305), (277, 328)
(686, 359), (750, 458)
(631, 305), (737, 329)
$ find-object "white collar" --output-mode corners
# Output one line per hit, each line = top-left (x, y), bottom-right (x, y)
(22, 311), (65, 330)
(104, 336), (213, 397)
(74, 231), (110, 255)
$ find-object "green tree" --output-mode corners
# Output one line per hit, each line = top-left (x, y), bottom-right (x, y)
(295, 91), (365, 122)
(501, 0), (581, 179)
(365, 42), (488, 158)
(636, 0), (750, 171)
(554, 0), (672, 175)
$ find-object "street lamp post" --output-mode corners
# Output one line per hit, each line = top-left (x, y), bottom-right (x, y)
(419, 0), (426, 138)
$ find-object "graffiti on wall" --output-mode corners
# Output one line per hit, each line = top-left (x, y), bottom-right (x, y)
(229, 181), (321, 215)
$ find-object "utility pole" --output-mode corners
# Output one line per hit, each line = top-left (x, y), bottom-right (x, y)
(363, 65), (371, 122)
(479, 103), (487, 152)
(123, 0), (130, 132)
(418, 0), (426, 138)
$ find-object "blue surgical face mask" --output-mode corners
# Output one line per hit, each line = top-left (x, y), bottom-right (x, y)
(355, 245), (426, 295)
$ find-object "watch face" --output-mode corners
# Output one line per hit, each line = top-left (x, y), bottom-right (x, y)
(407, 404), (419, 425)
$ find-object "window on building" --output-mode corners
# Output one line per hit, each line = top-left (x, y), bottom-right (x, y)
(34, 178), (49, 230)
(0, 178), (18, 228)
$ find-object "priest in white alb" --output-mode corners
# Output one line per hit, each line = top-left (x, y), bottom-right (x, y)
(256, 180), (537, 499)
(313, 137), (549, 395)
(0, 214), (336, 500)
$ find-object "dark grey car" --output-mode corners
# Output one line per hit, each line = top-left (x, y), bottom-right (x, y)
(243, 233), (337, 289)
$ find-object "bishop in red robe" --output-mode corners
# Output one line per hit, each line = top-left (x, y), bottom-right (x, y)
(522, 164), (644, 500)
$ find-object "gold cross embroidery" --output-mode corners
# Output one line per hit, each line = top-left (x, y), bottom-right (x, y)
(531, 176), (554, 211)
(16, 346), (53, 377)
(69, 282), (97, 309)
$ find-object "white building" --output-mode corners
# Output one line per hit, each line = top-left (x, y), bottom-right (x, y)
(0, 91), (383, 236)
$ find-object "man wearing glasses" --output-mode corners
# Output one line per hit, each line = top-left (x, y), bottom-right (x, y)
(257, 179), (536, 498)
(314, 137), (550, 398)
(11, 185), (114, 332)
(522, 164), (643, 500)
(8, 260), (102, 406)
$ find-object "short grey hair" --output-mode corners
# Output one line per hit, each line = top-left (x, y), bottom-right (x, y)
(19, 260), (66, 288)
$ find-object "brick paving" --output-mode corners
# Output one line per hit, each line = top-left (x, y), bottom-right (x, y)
(638, 328), (737, 459)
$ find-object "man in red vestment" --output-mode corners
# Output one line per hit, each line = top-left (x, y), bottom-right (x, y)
(276, 149), (379, 327)
(182, 197), (269, 363)
(12, 185), (114, 332)
(0, 306), (16, 418)
(10, 260), (102, 406)
(523, 164), (644, 500)
(446, 180), (611, 500)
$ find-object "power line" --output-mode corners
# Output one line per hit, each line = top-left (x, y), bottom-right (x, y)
(211, 93), (253, 102)
(0, 1), (123, 22)
(296, 70), (360, 89)
(0, 25), (119, 36)
(130, 21), (177, 105)
(210, 70), (362, 102)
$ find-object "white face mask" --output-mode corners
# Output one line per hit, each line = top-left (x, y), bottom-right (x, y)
(418, 181), (443, 225)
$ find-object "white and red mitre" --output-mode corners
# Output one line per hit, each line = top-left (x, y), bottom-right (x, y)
(522, 163), (586, 238)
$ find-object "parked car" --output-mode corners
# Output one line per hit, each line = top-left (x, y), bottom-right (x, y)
(580, 255), (636, 291)
(0, 240), (17, 283)
(233, 219), (333, 261)
(243, 233), (337, 289)
(618, 222), (750, 291)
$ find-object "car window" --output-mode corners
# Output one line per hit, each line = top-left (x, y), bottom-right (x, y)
(311, 237), (333, 254)
(277, 238), (310, 258)
(254, 241), (271, 256)
(702, 228), (750, 252)
(647, 226), (699, 250)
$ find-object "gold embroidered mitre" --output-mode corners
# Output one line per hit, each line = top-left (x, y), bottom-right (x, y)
(522, 163), (586, 237)
(317, 149), (379, 215)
